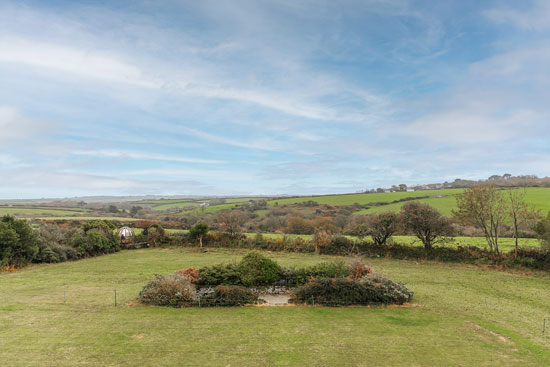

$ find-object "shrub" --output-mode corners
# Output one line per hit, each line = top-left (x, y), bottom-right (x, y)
(198, 285), (258, 307)
(74, 231), (120, 257)
(139, 274), (196, 307)
(177, 266), (200, 283)
(360, 274), (414, 305)
(197, 263), (242, 287)
(292, 275), (413, 306)
(36, 224), (80, 263)
(0, 215), (39, 267)
(322, 235), (362, 255)
(237, 252), (280, 287)
(347, 260), (372, 279)
(292, 278), (369, 306)
(142, 224), (167, 247)
(278, 266), (310, 287)
(82, 219), (116, 234)
(307, 260), (349, 278)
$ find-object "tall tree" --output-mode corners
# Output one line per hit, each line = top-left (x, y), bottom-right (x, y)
(453, 185), (508, 256)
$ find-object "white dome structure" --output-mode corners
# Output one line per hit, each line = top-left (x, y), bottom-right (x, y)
(117, 226), (135, 244)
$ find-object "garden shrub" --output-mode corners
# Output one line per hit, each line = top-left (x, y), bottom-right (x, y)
(237, 252), (280, 286)
(177, 266), (200, 283)
(347, 260), (372, 279)
(278, 266), (310, 287)
(307, 260), (349, 278)
(197, 263), (242, 287)
(198, 285), (258, 307)
(139, 274), (196, 307)
(292, 275), (413, 306)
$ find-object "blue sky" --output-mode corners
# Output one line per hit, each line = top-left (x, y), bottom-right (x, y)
(1, 0), (549, 198)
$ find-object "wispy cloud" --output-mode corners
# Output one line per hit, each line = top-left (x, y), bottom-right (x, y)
(72, 149), (224, 164)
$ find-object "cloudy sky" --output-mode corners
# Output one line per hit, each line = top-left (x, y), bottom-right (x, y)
(1, 0), (549, 198)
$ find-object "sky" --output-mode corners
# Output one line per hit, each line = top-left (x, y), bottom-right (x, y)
(1, 0), (549, 199)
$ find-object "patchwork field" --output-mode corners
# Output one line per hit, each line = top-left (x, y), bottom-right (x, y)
(1, 248), (549, 366)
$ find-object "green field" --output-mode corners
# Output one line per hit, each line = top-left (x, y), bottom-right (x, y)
(0, 206), (88, 217)
(267, 189), (463, 207)
(352, 187), (550, 216)
(37, 216), (143, 221)
(1, 248), (548, 366)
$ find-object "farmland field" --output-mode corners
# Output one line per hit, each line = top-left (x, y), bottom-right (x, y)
(353, 187), (550, 216)
(0, 206), (89, 217)
(1, 248), (548, 366)
(267, 189), (463, 207)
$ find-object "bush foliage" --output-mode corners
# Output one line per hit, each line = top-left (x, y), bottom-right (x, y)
(237, 252), (280, 286)
(292, 275), (413, 306)
(138, 274), (196, 307)
(199, 285), (258, 307)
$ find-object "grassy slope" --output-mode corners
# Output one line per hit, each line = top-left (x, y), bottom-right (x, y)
(267, 189), (463, 206)
(355, 187), (550, 216)
(1, 248), (549, 367)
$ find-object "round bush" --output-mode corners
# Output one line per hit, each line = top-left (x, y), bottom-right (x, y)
(139, 274), (196, 307)
(237, 252), (280, 286)
(199, 285), (258, 307)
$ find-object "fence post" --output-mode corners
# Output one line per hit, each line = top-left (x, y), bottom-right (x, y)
(114, 289), (117, 306)
(543, 317), (546, 335)
(64, 291), (66, 304)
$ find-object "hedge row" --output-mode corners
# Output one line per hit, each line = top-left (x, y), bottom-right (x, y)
(168, 232), (550, 271)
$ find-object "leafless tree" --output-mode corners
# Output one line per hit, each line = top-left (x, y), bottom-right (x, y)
(454, 185), (508, 256)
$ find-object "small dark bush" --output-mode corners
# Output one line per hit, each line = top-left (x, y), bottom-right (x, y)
(197, 263), (242, 287)
(237, 252), (280, 286)
(198, 285), (258, 307)
(139, 274), (196, 307)
(278, 266), (310, 287)
(292, 275), (413, 306)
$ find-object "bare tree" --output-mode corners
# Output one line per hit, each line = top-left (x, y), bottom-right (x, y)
(454, 185), (508, 256)
(217, 210), (245, 239)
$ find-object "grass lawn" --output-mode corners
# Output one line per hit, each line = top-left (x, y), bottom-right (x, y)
(1, 248), (549, 366)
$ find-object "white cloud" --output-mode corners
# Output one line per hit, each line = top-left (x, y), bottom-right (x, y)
(72, 149), (224, 164)
(484, 0), (550, 31)
(0, 36), (159, 88)
(0, 105), (44, 143)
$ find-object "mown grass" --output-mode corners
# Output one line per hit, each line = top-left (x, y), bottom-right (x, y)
(1, 248), (549, 366)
